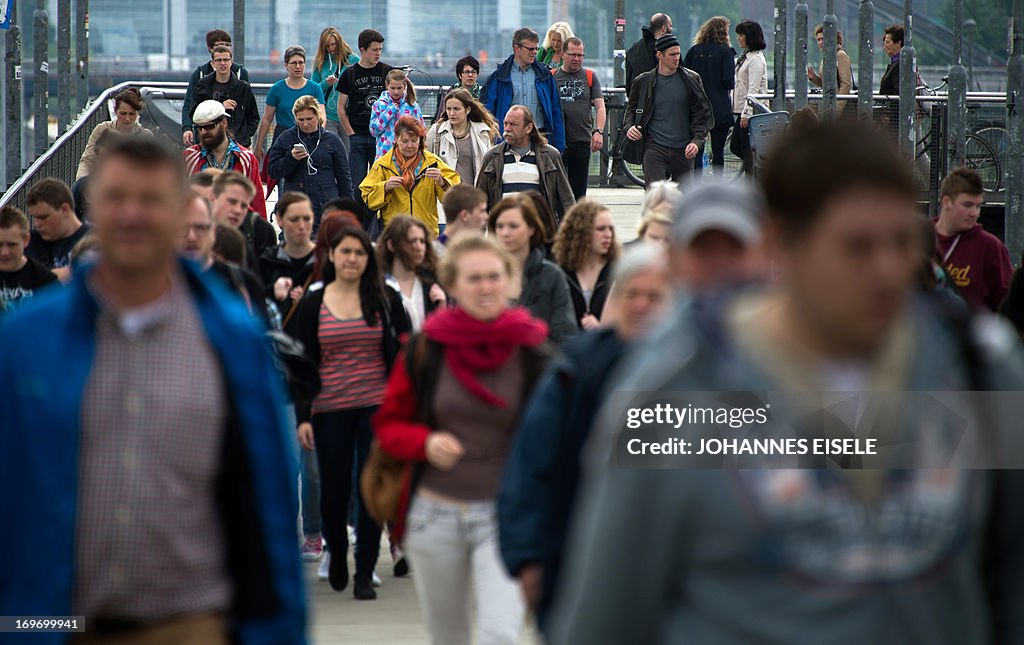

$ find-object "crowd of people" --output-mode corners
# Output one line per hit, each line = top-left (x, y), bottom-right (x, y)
(1, 13), (1023, 645)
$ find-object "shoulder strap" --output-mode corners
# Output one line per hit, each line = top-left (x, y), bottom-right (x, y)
(405, 334), (443, 426)
(586, 68), (593, 87)
(281, 271), (315, 329)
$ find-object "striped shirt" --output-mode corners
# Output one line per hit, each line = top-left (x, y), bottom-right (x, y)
(312, 304), (387, 413)
(500, 147), (541, 196)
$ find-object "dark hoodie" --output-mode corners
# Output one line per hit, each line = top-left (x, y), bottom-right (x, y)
(625, 26), (658, 91)
(935, 222), (1013, 312)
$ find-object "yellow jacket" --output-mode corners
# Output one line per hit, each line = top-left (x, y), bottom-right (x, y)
(359, 149), (461, 235)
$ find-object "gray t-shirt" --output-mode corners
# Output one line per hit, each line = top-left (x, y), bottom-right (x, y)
(453, 131), (476, 186)
(553, 68), (604, 144)
(646, 71), (690, 149)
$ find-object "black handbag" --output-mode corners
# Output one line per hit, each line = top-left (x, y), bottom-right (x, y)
(266, 329), (321, 403)
(619, 126), (645, 165)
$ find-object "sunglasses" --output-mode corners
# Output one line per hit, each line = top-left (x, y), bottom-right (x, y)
(516, 44), (540, 53)
(197, 118), (224, 132)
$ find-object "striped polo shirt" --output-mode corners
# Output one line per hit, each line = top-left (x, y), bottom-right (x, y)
(501, 146), (541, 197)
(312, 304), (387, 413)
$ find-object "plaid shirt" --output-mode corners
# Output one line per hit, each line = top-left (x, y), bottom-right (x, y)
(73, 272), (231, 620)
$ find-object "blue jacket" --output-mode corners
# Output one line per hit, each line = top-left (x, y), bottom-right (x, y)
(0, 260), (307, 644)
(268, 125), (353, 220)
(498, 328), (626, 631)
(483, 55), (566, 152)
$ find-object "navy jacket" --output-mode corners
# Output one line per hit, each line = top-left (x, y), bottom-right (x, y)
(268, 126), (354, 221)
(498, 328), (626, 631)
(483, 55), (566, 152)
(683, 42), (737, 127)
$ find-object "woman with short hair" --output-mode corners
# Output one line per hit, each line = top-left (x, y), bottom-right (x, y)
(254, 45), (326, 161)
(732, 20), (769, 175)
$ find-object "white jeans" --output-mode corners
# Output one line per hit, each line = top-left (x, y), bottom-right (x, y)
(404, 495), (525, 645)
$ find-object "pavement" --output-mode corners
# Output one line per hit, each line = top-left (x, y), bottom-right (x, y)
(305, 544), (542, 644)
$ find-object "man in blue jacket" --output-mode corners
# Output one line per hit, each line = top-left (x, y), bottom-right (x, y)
(0, 137), (306, 644)
(483, 27), (566, 153)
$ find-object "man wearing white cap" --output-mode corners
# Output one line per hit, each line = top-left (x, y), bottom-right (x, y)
(184, 99), (268, 220)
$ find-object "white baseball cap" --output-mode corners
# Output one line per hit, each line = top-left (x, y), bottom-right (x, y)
(192, 100), (228, 126)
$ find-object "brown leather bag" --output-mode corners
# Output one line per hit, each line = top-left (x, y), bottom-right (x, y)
(360, 443), (407, 525)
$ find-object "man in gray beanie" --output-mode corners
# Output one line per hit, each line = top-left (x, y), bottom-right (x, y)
(623, 33), (714, 188)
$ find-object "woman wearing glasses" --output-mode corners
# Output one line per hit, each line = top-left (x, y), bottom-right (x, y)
(268, 95), (353, 232)
(254, 45), (326, 162)
(433, 56), (483, 122)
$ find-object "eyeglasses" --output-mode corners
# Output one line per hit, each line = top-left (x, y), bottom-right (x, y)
(564, 53), (584, 58)
(460, 69), (478, 75)
(213, 58), (232, 64)
(287, 60), (305, 66)
(516, 44), (540, 53)
(197, 118), (224, 132)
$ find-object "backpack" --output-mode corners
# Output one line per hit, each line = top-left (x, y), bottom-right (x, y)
(551, 67), (593, 88)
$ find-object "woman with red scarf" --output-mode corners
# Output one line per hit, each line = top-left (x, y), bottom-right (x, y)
(373, 234), (550, 644)
(360, 115), (460, 237)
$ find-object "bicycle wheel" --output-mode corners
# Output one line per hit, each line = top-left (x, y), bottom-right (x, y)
(963, 134), (1000, 193)
(608, 129), (646, 188)
(974, 126), (1006, 191)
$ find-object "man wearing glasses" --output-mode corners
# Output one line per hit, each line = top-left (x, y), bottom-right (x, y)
(184, 100), (268, 220)
(190, 45), (260, 148)
(483, 27), (566, 152)
(552, 37), (606, 198)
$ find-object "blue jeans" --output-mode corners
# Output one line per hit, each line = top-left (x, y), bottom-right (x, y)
(286, 404), (321, 537)
(349, 133), (374, 222)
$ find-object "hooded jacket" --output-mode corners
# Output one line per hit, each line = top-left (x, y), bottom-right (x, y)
(482, 55), (566, 152)
(267, 125), (354, 219)
(550, 291), (1024, 644)
(935, 222), (1013, 312)
(622, 66), (715, 149)
(625, 26), (659, 91)
(369, 90), (425, 159)
(360, 148), (461, 236)
(0, 260), (306, 644)
(475, 141), (576, 221)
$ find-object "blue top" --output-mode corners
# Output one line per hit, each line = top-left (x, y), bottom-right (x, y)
(266, 78), (326, 130)
(311, 53), (360, 123)
(510, 63), (544, 129)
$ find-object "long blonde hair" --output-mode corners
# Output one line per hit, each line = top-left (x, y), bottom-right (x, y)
(385, 68), (417, 106)
(314, 27), (355, 74)
(436, 88), (500, 142)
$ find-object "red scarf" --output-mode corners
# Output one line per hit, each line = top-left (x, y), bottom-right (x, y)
(422, 307), (548, 407)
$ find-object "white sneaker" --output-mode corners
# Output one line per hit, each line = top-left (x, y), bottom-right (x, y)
(372, 572), (382, 587)
(347, 525), (356, 546)
(317, 551), (330, 581)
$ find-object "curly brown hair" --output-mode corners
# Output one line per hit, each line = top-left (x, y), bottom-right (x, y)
(552, 199), (620, 273)
(694, 16), (731, 46)
(377, 215), (437, 274)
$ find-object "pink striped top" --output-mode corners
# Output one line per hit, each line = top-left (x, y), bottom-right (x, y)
(312, 303), (387, 413)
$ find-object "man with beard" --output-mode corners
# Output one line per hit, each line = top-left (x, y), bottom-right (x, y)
(184, 100), (267, 220)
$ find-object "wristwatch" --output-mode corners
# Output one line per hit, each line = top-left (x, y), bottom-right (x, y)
(591, 129), (602, 135)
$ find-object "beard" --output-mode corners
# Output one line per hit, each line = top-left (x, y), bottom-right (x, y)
(201, 127), (227, 150)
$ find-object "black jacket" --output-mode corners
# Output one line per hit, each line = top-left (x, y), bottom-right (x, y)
(564, 261), (614, 327)
(258, 245), (316, 335)
(520, 248), (578, 344)
(880, 58), (901, 95)
(625, 26), (658, 91)
(192, 73), (260, 147)
(292, 283), (411, 423)
(182, 61), (249, 133)
(268, 126), (354, 221)
(683, 42), (737, 128)
(622, 66), (715, 148)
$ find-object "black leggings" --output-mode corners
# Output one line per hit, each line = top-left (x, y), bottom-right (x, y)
(313, 406), (381, 578)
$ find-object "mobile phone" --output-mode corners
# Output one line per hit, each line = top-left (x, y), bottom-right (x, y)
(293, 143), (305, 151)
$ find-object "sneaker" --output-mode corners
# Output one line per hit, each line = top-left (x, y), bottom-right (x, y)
(372, 572), (382, 587)
(300, 535), (323, 561)
(347, 524), (356, 546)
(328, 549), (349, 592)
(391, 544), (410, 577)
(353, 575), (377, 600)
(317, 551), (330, 581)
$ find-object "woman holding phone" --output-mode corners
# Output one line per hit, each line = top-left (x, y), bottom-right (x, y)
(360, 115), (460, 237)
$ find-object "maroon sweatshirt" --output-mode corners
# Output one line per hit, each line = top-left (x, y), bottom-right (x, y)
(935, 223), (1014, 312)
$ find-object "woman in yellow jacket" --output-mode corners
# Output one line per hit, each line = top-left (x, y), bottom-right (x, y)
(360, 115), (461, 236)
